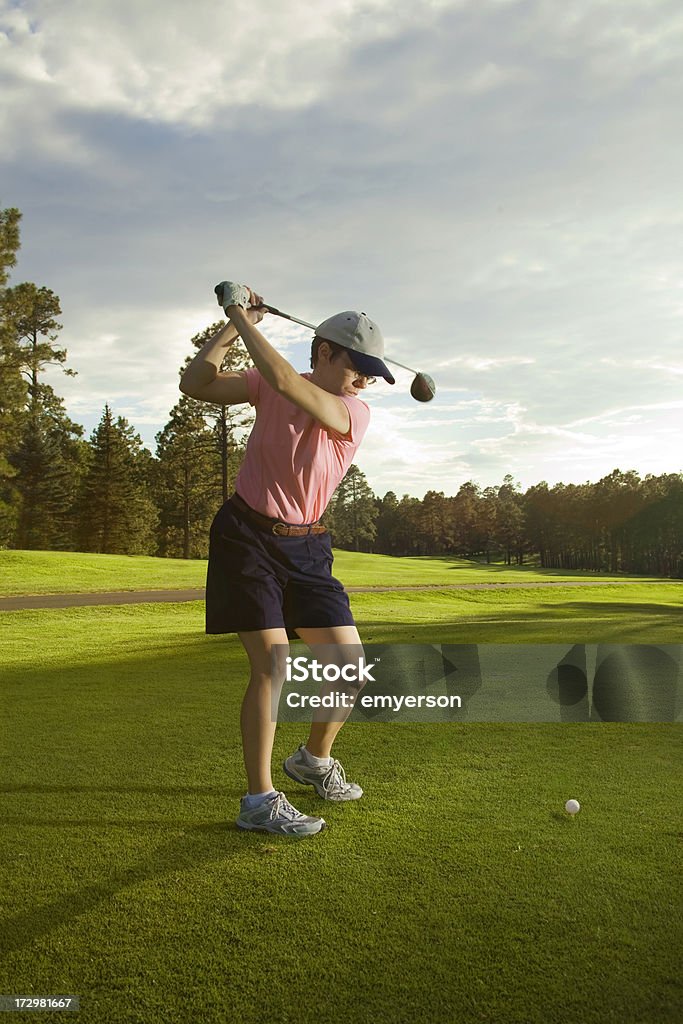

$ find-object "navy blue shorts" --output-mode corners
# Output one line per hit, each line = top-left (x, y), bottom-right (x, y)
(205, 496), (356, 636)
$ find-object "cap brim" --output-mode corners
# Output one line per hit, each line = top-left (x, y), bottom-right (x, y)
(347, 349), (395, 385)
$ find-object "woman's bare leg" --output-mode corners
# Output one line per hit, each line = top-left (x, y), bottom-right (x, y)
(237, 627), (289, 793)
(293, 624), (364, 759)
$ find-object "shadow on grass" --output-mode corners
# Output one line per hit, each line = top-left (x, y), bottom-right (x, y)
(0, 806), (323, 958)
(0, 784), (236, 797)
(444, 563), (661, 578)
(359, 624), (681, 648)
(358, 599), (682, 641)
(475, 600), (683, 621)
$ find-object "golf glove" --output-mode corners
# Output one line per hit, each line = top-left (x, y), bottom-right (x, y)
(214, 281), (251, 311)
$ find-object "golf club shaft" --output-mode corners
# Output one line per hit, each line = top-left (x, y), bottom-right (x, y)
(262, 304), (419, 375)
(262, 304), (316, 331)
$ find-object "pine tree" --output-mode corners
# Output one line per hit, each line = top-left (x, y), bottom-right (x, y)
(451, 481), (482, 557)
(78, 405), (158, 554)
(1, 283), (74, 411)
(154, 397), (224, 559)
(184, 321), (253, 503)
(331, 464), (377, 552)
(1, 282), (85, 548)
(480, 486), (498, 564)
(420, 490), (453, 554)
(10, 417), (82, 550)
(495, 475), (525, 565)
(375, 491), (401, 554)
(321, 487), (338, 536)
(0, 206), (25, 543)
(395, 495), (422, 555)
(0, 206), (21, 287)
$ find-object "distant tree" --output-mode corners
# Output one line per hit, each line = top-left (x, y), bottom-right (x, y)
(321, 488), (338, 536)
(394, 495), (423, 555)
(495, 475), (525, 564)
(0, 206), (21, 287)
(0, 389), (24, 545)
(479, 486), (498, 563)
(154, 397), (224, 559)
(331, 464), (377, 552)
(77, 405), (158, 554)
(1, 283), (75, 416)
(1, 281), (85, 548)
(10, 403), (87, 550)
(183, 321), (253, 503)
(375, 491), (401, 554)
(524, 482), (555, 568)
(621, 473), (683, 577)
(593, 469), (643, 572)
(0, 207), (25, 543)
(450, 481), (482, 556)
(420, 490), (453, 554)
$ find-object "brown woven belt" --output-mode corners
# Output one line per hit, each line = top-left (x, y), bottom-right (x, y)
(230, 492), (327, 537)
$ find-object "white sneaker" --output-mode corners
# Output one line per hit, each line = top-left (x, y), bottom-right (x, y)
(283, 745), (363, 802)
(236, 791), (325, 836)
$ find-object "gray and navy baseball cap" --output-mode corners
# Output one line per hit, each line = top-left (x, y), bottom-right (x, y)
(315, 311), (395, 385)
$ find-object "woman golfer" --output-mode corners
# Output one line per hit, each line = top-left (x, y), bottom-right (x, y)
(180, 282), (394, 836)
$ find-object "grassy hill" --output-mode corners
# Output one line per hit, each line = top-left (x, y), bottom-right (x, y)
(0, 548), (665, 597)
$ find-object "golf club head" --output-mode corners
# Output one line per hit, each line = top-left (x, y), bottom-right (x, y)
(260, 301), (437, 401)
(411, 373), (436, 402)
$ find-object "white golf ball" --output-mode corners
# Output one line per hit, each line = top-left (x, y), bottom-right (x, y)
(565, 799), (580, 815)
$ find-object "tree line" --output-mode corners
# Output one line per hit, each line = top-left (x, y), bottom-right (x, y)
(1, 205), (681, 575)
(325, 467), (682, 576)
(0, 205), (251, 559)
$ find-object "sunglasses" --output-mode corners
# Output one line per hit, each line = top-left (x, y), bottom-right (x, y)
(344, 356), (376, 385)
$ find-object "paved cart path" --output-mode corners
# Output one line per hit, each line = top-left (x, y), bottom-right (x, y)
(0, 580), (676, 611)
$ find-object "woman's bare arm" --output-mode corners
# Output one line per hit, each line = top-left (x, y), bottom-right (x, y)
(179, 320), (249, 405)
(227, 305), (350, 434)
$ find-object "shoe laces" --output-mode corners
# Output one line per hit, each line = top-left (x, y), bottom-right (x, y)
(321, 760), (351, 796)
(269, 792), (302, 821)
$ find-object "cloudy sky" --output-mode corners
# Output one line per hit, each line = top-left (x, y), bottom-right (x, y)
(1, 0), (681, 498)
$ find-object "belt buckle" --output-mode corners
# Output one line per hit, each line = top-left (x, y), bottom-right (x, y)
(272, 522), (287, 536)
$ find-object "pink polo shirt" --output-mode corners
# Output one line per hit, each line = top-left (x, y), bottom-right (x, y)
(234, 368), (371, 524)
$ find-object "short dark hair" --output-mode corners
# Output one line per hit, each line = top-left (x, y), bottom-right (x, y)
(310, 336), (348, 369)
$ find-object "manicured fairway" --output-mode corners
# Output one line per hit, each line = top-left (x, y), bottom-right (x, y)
(1, 581), (681, 1023)
(0, 548), (665, 597)
(354, 583), (683, 644)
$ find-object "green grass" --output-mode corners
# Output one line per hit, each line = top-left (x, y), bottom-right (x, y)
(352, 584), (683, 644)
(1, 591), (682, 1023)
(0, 548), (667, 597)
(0, 549), (208, 596)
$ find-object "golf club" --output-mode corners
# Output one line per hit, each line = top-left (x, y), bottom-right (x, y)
(262, 304), (436, 402)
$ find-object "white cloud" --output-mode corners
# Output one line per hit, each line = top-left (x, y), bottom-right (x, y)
(460, 60), (529, 95)
(600, 358), (683, 377)
(0, 0), (414, 137)
(439, 355), (536, 371)
(3, 0), (682, 495)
